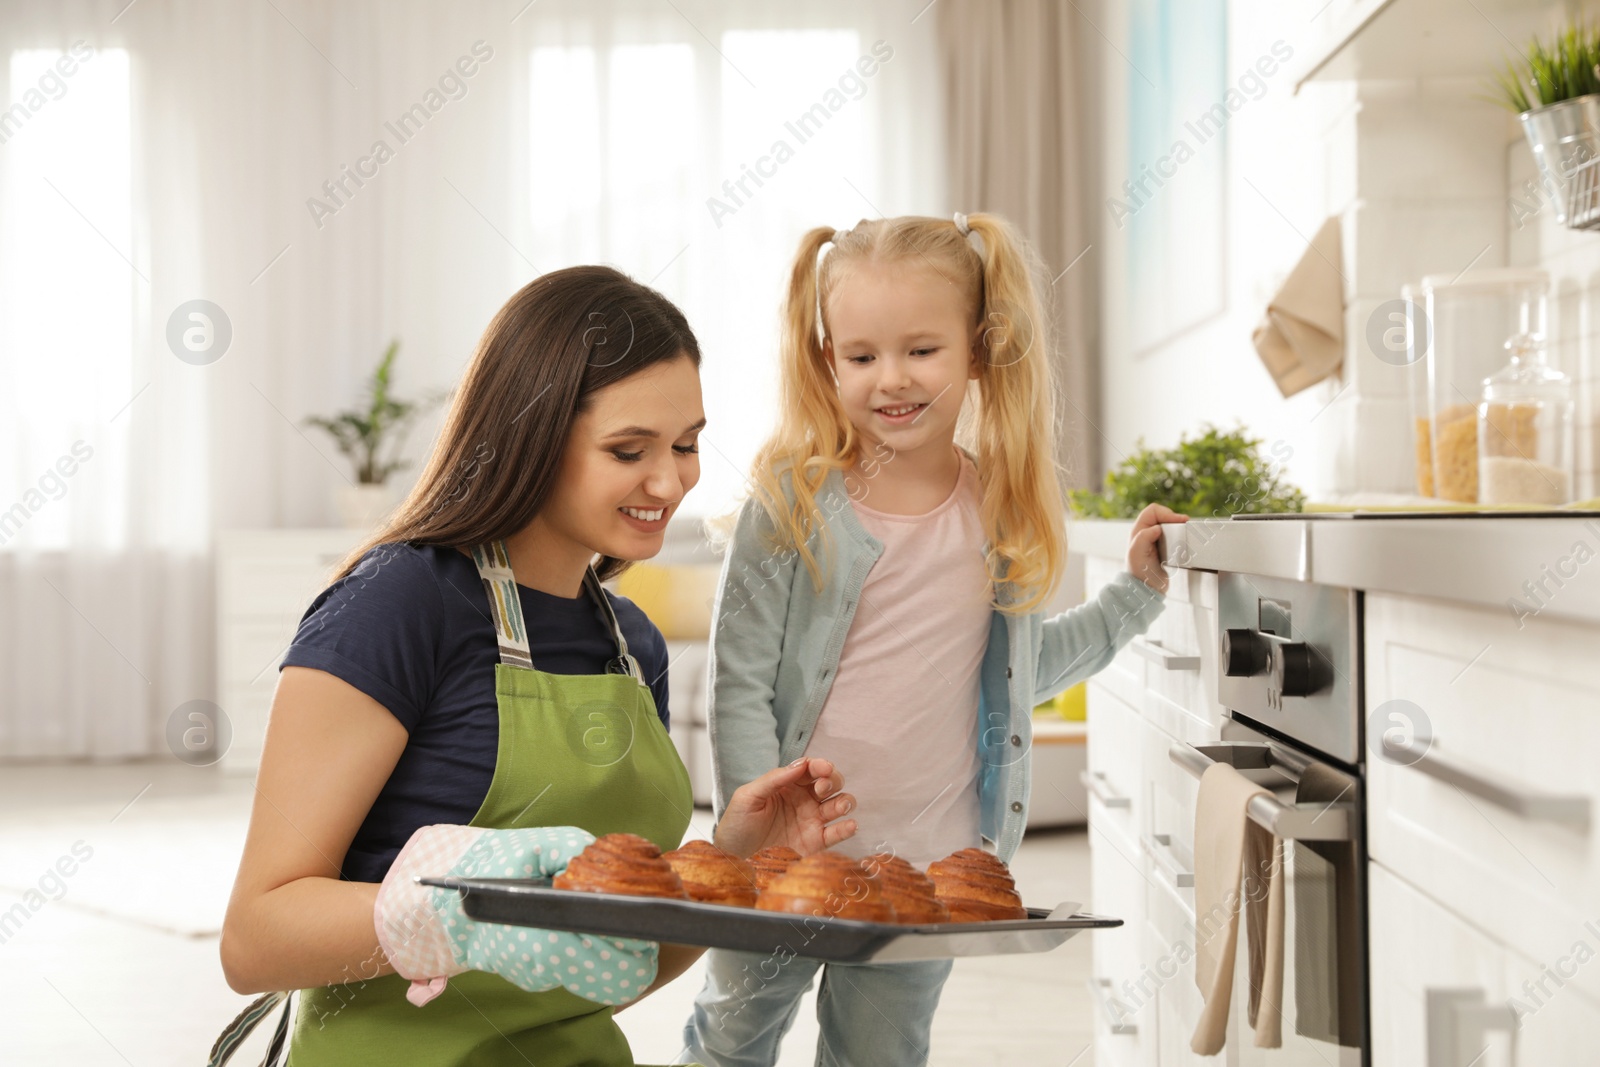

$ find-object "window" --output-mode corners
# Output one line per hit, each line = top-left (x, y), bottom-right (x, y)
(0, 47), (132, 550)
(527, 27), (879, 515)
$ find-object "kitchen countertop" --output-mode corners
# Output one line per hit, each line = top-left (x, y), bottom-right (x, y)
(1068, 515), (1600, 625)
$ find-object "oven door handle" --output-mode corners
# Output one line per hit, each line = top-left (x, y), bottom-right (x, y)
(1383, 736), (1591, 830)
(1169, 742), (1353, 842)
(1131, 637), (1200, 672)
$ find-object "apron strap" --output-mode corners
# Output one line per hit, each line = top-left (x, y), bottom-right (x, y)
(470, 542), (644, 685)
(469, 542), (535, 670)
(583, 566), (645, 685)
(206, 990), (291, 1067)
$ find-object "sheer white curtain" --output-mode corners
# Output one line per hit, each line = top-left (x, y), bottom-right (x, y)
(0, 0), (946, 759)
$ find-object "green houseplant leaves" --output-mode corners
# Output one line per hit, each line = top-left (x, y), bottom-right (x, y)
(1068, 425), (1305, 519)
(305, 339), (439, 486)
(1493, 23), (1600, 113)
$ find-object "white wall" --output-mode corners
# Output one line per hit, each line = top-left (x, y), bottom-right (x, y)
(1093, 0), (1600, 504)
(1096, 0), (1355, 501)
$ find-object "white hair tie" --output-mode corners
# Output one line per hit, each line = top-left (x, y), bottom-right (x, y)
(952, 212), (971, 237)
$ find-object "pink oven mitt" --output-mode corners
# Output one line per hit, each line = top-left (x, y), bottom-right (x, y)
(374, 824), (657, 1007)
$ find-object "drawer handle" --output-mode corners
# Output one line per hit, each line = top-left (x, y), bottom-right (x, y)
(1170, 742), (1353, 841)
(1080, 770), (1131, 809)
(1087, 977), (1138, 1035)
(1131, 638), (1200, 672)
(1384, 736), (1591, 830)
(1426, 988), (1518, 1067)
(1143, 832), (1194, 888)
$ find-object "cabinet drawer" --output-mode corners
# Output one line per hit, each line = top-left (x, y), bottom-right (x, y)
(1144, 857), (1211, 1065)
(1140, 714), (1198, 909)
(1366, 593), (1600, 999)
(217, 530), (359, 615)
(218, 619), (297, 690)
(1087, 682), (1143, 843)
(218, 683), (274, 776)
(1090, 817), (1156, 1067)
(1369, 862), (1508, 1067)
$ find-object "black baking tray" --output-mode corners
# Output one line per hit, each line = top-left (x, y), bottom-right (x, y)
(420, 877), (1121, 963)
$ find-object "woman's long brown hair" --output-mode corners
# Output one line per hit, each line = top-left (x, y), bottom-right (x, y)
(334, 266), (701, 582)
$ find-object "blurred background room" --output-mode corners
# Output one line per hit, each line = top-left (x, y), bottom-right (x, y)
(5, 0), (1599, 1064)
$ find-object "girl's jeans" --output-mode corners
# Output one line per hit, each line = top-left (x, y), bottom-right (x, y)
(680, 946), (953, 1067)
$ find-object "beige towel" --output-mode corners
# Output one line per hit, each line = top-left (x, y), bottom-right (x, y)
(1252, 215), (1345, 398)
(1190, 762), (1285, 1055)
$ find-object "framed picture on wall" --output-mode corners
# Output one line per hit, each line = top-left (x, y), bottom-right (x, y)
(1124, 0), (1228, 355)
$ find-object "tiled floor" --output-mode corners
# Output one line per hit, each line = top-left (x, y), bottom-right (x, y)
(0, 762), (1096, 1065)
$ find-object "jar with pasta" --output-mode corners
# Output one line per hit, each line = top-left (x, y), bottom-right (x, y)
(1476, 333), (1573, 506)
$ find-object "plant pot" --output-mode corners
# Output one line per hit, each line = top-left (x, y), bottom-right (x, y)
(336, 483), (398, 529)
(1519, 94), (1600, 225)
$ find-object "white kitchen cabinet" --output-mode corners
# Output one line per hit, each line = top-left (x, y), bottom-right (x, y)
(1143, 853), (1216, 1067)
(1084, 547), (1232, 1067)
(216, 529), (361, 775)
(1365, 592), (1600, 1006)
(1091, 812), (1158, 1067)
(1503, 935), (1600, 1067)
(1086, 681), (1145, 846)
(1368, 862), (1512, 1067)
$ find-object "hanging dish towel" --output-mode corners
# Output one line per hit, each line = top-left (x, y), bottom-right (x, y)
(1190, 761), (1286, 1054)
(1252, 215), (1345, 398)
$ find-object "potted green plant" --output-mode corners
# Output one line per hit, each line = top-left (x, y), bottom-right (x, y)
(306, 339), (439, 528)
(1068, 425), (1305, 519)
(1495, 23), (1600, 226)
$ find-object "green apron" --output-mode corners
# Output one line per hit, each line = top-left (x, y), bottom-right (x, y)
(288, 543), (694, 1066)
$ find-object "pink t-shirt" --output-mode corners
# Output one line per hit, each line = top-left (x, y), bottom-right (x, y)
(802, 452), (993, 868)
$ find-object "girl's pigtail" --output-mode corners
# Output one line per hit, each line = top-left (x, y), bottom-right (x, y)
(965, 212), (1066, 613)
(748, 226), (847, 588)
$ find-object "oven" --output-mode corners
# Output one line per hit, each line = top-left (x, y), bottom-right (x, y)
(1168, 571), (1368, 1066)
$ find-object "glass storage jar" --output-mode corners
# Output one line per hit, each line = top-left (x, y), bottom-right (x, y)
(1418, 270), (1550, 502)
(1476, 332), (1574, 506)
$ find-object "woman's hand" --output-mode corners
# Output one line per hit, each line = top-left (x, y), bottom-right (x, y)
(1127, 503), (1188, 595)
(713, 756), (857, 859)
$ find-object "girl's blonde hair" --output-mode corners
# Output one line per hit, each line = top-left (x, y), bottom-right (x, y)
(747, 213), (1066, 615)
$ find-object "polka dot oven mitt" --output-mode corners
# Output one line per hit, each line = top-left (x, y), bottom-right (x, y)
(375, 824), (658, 1007)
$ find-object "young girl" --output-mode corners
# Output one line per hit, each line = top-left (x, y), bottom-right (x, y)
(217, 267), (858, 1067)
(681, 214), (1185, 1066)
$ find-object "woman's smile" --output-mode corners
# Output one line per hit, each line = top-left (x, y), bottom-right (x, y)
(618, 504), (671, 532)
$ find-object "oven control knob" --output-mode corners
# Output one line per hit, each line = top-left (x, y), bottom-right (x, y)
(1272, 642), (1319, 697)
(1222, 629), (1268, 677)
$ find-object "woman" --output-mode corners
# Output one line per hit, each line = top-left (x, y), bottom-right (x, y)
(218, 267), (858, 1066)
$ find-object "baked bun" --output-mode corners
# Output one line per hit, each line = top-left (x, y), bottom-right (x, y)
(864, 853), (950, 924)
(747, 845), (802, 891)
(926, 847), (1027, 922)
(755, 851), (896, 923)
(663, 839), (759, 907)
(552, 832), (687, 899)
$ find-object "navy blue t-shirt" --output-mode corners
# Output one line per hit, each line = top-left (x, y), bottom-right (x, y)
(281, 542), (671, 883)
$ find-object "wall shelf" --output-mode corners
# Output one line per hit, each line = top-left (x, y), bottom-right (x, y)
(1292, 0), (1571, 94)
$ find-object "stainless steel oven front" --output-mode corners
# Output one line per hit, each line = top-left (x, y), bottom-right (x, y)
(1170, 571), (1368, 1065)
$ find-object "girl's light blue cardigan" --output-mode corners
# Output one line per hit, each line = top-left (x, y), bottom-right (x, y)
(707, 465), (1166, 862)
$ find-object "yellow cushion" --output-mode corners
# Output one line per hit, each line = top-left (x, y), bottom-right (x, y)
(614, 563), (721, 640)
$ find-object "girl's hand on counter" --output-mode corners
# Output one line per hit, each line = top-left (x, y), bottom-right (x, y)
(1128, 503), (1188, 595)
(714, 756), (857, 859)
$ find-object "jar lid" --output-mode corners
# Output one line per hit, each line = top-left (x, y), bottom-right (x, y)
(1420, 268), (1549, 292)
